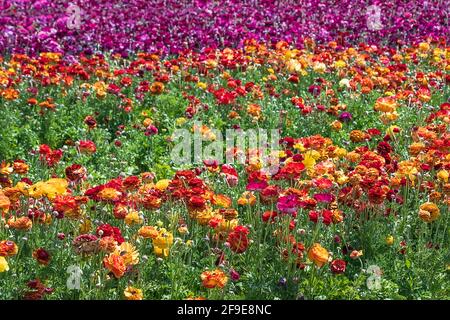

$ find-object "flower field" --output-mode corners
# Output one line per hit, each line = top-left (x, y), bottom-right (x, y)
(0, 1), (449, 301)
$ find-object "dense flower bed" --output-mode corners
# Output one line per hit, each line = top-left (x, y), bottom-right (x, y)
(0, 0), (449, 56)
(0, 38), (449, 299)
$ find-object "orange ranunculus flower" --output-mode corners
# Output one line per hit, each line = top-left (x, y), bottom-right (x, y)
(374, 96), (397, 113)
(0, 190), (11, 215)
(212, 194), (232, 208)
(138, 226), (159, 239)
(419, 202), (440, 223)
(124, 211), (143, 226)
(150, 81), (165, 94)
(237, 191), (256, 206)
(13, 160), (29, 174)
(201, 269), (228, 289)
(124, 286), (143, 300)
(114, 242), (139, 266)
(97, 187), (122, 202)
(0, 240), (18, 257)
(103, 253), (126, 278)
(1, 88), (19, 100)
(349, 130), (368, 143)
(0, 162), (13, 176)
(7, 216), (32, 231)
(307, 243), (329, 267)
(330, 120), (342, 131)
(190, 208), (214, 225)
(98, 236), (118, 253)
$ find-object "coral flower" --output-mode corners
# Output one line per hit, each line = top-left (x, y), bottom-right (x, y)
(307, 243), (329, 267)
(419, 202), (440, 223)
(201, 269), (228, 289)
(78, 140), (97, 154)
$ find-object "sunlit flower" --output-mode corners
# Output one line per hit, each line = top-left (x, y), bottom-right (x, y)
(0, 256), (9, 272)
(201, 269), (228, 289)
(124, 286), (143, 300)
(308, 243), (329, 267)
(419, 202), (440, 223)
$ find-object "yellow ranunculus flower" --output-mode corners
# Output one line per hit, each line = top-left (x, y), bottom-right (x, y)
(0, 256), (9, 272)
(155, 179), (171, 191)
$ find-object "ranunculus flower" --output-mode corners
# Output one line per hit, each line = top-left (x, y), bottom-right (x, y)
(308, 243), (329, 267)
(330, 259), (346, 274)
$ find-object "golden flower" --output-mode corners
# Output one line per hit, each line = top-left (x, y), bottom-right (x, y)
(124, 211), (143, 226)
(201, 269), (228, 289)
(115, 242), (139, 266)
(7, 216), (32, 231)
(190, 208), (214, 225)
(237, 191), (256, 206)
(386, 235), (394, 246)
(155, 179), (171, 191)
(409, 142), (425, 156)
(124, 286), (143, 300)
(0, 162), (13, 175)
(419, 202), (440, 223)
(379, 111), (399, 124)
(247, 103), (262, 118)
(28, 178), (68, 200)
(332, 209), (344, 224)
(178, 225), (189, 235)
(152, 228), (174, 258)
(437, 170), (449, 183)
(330, 120), (343, 131)
(418, 42), (430, 52)
(346, 151), (361, 163)
(0, 256), (9, 272)
(79, 219), (92, 234)
(212, 194), (232, 208)
(350, 130), (367, 143)
(307, 243), (329, 267)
